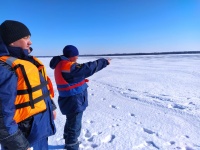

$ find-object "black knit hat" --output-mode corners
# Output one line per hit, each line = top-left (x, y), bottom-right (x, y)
(0, 20), (31, 45)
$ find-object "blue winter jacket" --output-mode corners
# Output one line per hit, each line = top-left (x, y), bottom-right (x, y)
(49, 55), (109, 115)
(0, 39), (56, 149)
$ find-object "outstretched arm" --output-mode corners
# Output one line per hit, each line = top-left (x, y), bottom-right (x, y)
(62, 58), (110, 83)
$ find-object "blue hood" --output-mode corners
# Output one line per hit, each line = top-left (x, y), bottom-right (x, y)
(0, 35), (9, 56)
(49, 55), (69, 69)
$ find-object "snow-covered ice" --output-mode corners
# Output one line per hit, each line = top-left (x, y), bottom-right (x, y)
(2, 54), (200, 150)
(46, 54), (200, 150)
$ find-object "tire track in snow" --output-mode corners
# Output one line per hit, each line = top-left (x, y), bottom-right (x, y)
(92, 79), (200, 120)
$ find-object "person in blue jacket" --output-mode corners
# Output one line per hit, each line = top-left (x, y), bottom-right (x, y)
(0, 20), (56, 150)
(49, 45), (111, 150)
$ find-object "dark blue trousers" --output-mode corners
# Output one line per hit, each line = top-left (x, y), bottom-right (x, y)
(64, 112), (83, 150)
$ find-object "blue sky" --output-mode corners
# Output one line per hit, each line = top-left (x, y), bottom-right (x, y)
(0, 0), (200, 56)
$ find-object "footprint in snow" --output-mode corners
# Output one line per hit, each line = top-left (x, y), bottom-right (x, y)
(84, 129), (92, 138)
(90, 93), (95, 96)
(168, 103), (187, 110)
(87, 136), (94, 142)
(188, 102), (195, 105)
(82, 129), (102, 138)
(109, 105), (119, 109)
(101, 98), (106, 101)
(85, 120), (94, 124)
(101, 134), (115, 143)
(135, 121), (142, 125)
(143, 128), (155, 135)
(80, 143), (99, 149)
(169, 141), (175, 145)
(126, 88), (137, 92)
(132, 141), (159, 149)
(130, 97), (139, 100)
(109, 124), (119, 128)
(129, 113), (136, 117)
(146, 141), (160, 149)
(91, 144), (98, 148)
(185, 135), (189, 138)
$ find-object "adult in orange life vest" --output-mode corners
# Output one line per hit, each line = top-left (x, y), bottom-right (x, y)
(0, 20), (56, 150)
(50, 45), (111, 150)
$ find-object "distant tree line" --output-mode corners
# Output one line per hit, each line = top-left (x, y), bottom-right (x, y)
(37, 51), (200, 58)
(80, 51), (200, 57)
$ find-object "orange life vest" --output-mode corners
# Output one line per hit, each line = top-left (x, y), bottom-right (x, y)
(54, 60), (88, 97)
(0, 56), (54, 123)
(54, 60), (75, 85)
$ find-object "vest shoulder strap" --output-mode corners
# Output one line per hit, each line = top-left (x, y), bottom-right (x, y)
(60, 60), (75, 72)
(0, 56), (17, 72)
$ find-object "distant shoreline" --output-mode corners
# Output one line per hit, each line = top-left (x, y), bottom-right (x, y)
(37, 51), (200, 57)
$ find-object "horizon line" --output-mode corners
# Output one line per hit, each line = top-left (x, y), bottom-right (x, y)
(36, 50), (200, 57)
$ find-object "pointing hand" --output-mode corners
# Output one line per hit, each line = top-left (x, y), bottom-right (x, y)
(107, 58), (111, 65)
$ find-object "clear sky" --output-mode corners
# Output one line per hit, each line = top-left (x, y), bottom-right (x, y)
(0, 0), (200, 56)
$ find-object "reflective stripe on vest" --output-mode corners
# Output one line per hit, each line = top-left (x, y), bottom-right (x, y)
(0, 56), (52, 123)
(55, 60), (88, 97)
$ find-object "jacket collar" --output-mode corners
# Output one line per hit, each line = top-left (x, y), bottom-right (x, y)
(0, 35), (30, 59)
(0, 40), (9, 57)
(7, 46), (29, 59)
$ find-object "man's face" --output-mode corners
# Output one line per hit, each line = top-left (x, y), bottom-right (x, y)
(69, 56), (78, 62)
(9, 35), (32, 53)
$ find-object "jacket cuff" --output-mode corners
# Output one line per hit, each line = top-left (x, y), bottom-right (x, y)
(0, 129), (29, 149)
